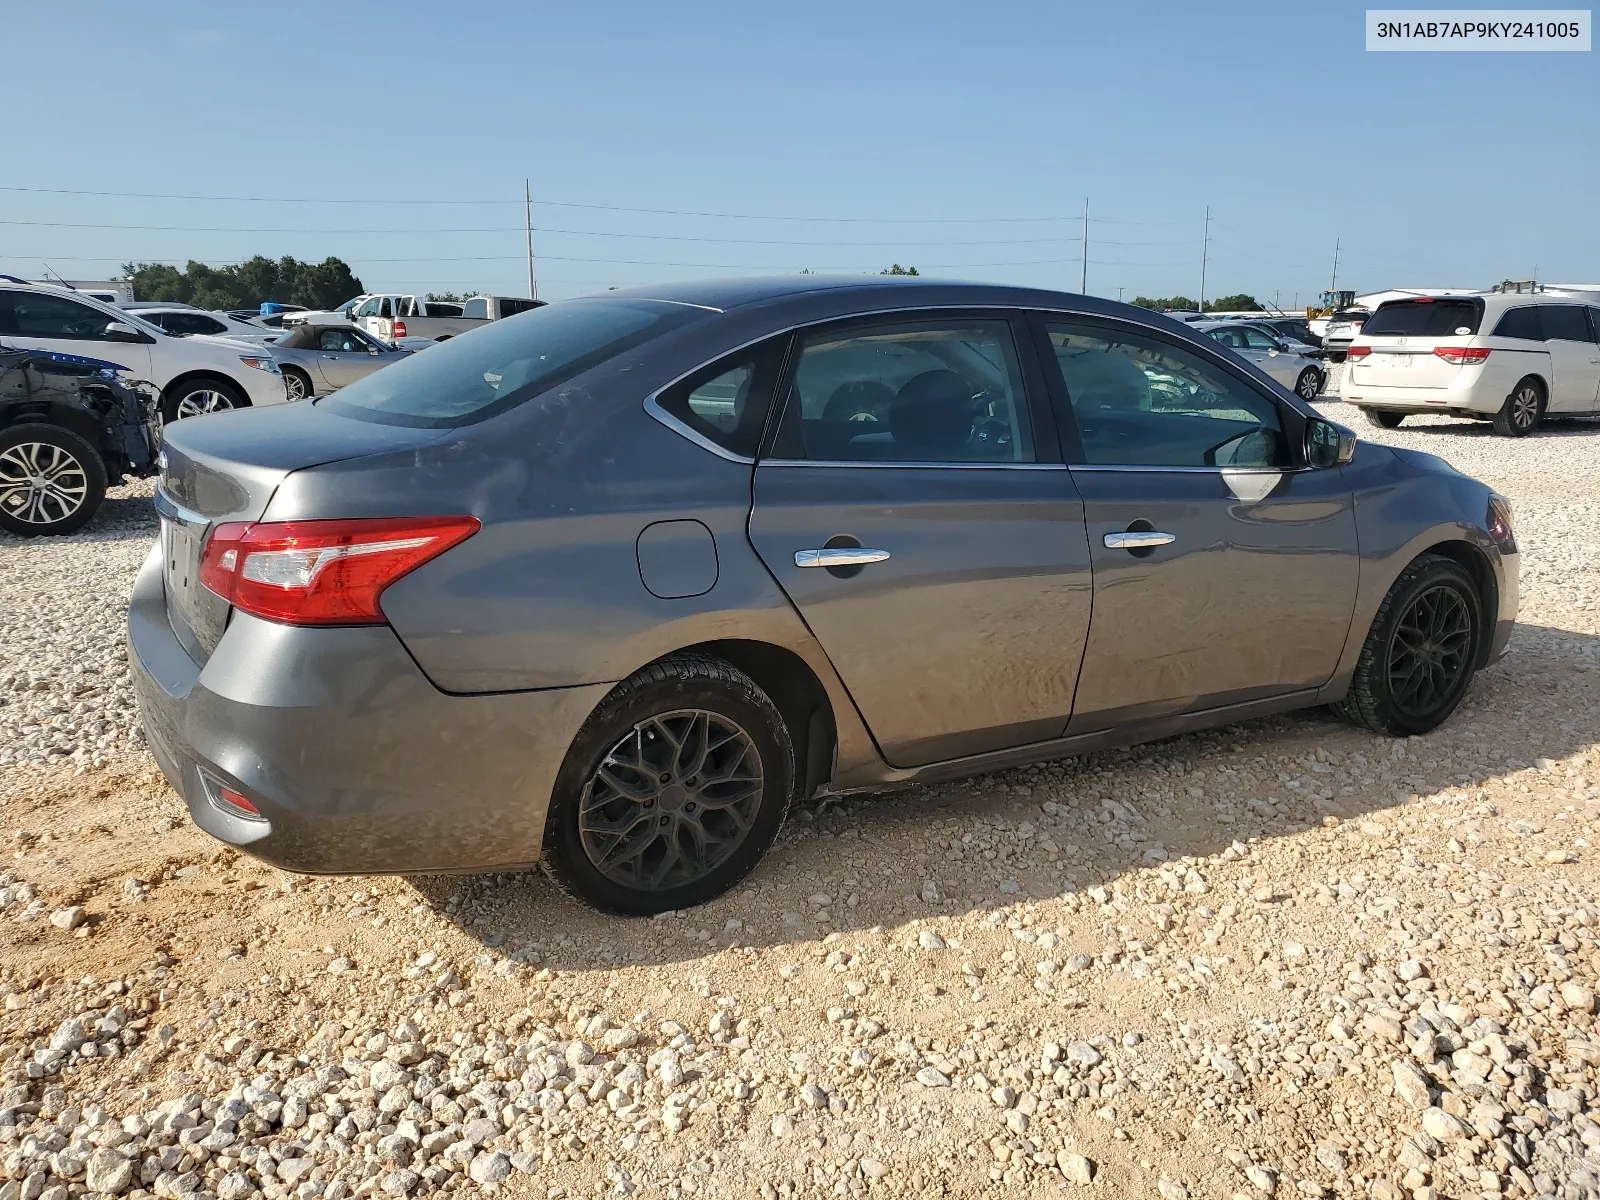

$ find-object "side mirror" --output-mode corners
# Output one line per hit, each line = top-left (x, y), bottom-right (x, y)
(103, 321), (147, 343)
(1306, 418), (1356, 469)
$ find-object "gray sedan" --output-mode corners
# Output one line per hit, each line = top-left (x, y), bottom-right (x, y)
(270, 323), (410, 399)
(1194, 320), (1326, 400)
(130, 277), (1517, 914)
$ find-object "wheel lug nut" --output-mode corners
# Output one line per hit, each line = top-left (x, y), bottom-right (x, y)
(660, 815), (670, 826)
(685, 802), (697, 814)
(659, 773), (671, 782)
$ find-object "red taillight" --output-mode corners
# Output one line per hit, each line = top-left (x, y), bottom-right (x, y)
(393, 320), (407, 338)
(198, 515), (480, 625)
(1345, 345), (1372, 360)
(1433, 346), (1491, 365)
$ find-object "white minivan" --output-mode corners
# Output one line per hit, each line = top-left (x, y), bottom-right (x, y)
(1343, 291), (1600, 436)
(0, 283), (286, 423)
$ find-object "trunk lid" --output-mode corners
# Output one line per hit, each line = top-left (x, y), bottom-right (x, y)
(155, 401), (446, 660)
(1348, 337), (1475, 389)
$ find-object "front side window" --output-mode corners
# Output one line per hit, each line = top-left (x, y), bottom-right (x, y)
(781, 320), (1033, 463)
(1540, 305), (1592, 343)
(0, 292), (118, 340)
(1239, 326), (1280, 351)
(318, 328), (367, 352)
(1207, 327), (1246, 349)
(319, 297), (703, 427)
(354, 298), (380, 319)
(1493, 306), (1544, 341)
(1046, 321), (1287, 468)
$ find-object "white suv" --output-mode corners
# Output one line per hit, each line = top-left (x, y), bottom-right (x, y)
(0, 283), (285, 423)
(1343, 291), (1600, 436)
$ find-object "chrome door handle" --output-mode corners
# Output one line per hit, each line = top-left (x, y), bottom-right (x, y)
(794, 547), (891, 568)
(1104, 530), (1175, 550)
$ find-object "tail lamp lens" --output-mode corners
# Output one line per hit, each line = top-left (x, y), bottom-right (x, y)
(1433, 346), (1492, 365)
(393, 320), (407, 338)
(199, 515), (480, 625)
(1345, 345), (1372, 360)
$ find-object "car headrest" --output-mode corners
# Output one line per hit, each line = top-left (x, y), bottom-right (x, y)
(889, 370), (974, 459)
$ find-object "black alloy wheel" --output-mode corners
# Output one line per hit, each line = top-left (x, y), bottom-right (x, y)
(545, 654), (795, 914)
(579, 709), (764, 891)
(1294, 367), (1323, 402)
(1385, 584), (1473, 722)
(1336, 554), (1482, 736)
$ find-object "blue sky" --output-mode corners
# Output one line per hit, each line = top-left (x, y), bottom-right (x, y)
(4, 2), (1596, 305)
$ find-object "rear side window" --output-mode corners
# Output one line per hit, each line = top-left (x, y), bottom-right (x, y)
(461, 298), (488, 319)
(653, 337), (787, 459)
(318, 298), (703, 427)
(0, 292), (118, 339)
(1493, 307), (1544, 341)
(1540, 305), (1592, 342)
(1361, 299), (1483, 337)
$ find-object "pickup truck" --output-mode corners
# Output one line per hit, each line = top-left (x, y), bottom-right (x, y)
(353, 294), (543, 342)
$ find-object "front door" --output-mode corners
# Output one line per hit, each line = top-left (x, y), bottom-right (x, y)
(748, 314), (1094, 768)
(1039, 316), (1359, 730)
(1540, 304), (1600, 413)
(313, 326), (377, 389)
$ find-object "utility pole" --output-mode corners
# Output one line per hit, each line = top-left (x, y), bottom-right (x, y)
(1198, 206), (1210, 313)
(525, 179), (538, 301)
(1080, 198), (1089, 294)
(1117, 286), (1124, 303)
(1329, 238), (1340, 295)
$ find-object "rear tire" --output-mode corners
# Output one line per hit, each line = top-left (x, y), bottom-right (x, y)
(162, 376), (249, 424)
(282, 367), (313, 401)
(1334, 554), (1482, 736)
(1491, 378), (1544, 437)
(0, 424), (108, 537)
(1365, 410), (1405, 429)
(544, 654), (796, 915)
(1294, 367), (1323, 402)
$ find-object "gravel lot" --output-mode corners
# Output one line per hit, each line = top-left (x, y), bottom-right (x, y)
(2, 403), (1599, 1200)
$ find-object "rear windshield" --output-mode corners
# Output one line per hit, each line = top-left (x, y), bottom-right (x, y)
(1362, 298), (1483, 338)
(318, 298), (703, 427)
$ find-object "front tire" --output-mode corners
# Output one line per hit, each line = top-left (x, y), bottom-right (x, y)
(544, 655), (796, 915)
(162, 377), (248, 424)
(1492, 378), (1544, 437)
(1365, 409), (1405, 429)
(1335, 554), (1482, 736)
(1294, 367), (1323, 402)
(0, 424), (108, 537)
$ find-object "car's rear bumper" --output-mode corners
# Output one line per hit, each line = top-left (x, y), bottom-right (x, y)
(127, 541), (609, 875)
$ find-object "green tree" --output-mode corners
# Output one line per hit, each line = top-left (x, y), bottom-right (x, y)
(425, 291), (464, 302)
(1132, 295), (1197, 311)
(1205, 293), (1261, 312)
(880, 264), (920, 276)
(123, 256), (364, 311)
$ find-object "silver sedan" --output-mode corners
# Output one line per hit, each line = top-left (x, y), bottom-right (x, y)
(270, 323), (411, 400)
(1194, 320), (1326, 401)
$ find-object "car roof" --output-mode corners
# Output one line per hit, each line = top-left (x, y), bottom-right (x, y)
(596, 274), (1171, 324)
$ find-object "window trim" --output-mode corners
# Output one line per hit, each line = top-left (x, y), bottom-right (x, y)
(1031, 310), (1311, 472)
(757, 308), (1057, 469)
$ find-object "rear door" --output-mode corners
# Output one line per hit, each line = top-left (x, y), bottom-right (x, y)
(747, 312), (1094, 768)
(1039, 316), (1358, 730)
(1540, 305), (1600, 412)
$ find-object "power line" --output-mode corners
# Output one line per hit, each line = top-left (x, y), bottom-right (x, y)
(10, 252), (1196, 269)
(0, 218), (1196, 247)
(0, 184), (1211, 227)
